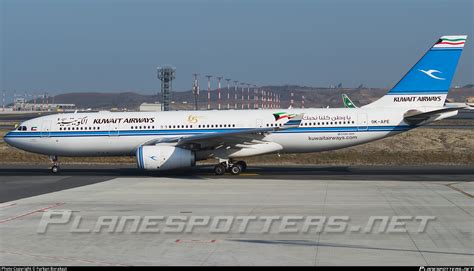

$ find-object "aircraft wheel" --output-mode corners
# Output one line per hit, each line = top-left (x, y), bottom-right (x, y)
(51, 165), (60, 174)
(236, 161), (247, 171)
(230, 164), (242, 175)
(214, 164), (226, 175)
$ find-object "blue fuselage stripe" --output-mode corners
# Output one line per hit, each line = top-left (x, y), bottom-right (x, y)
(4, 125), (413, 138)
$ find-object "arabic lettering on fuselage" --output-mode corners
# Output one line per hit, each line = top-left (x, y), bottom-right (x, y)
(57, 116), (88, 127)
(303, 115), (352, 121)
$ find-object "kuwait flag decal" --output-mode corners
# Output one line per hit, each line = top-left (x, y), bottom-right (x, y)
(434, 36), (467, 48)
(273, 112), (296, 121)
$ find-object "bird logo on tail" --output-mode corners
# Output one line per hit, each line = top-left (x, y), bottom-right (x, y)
(418, 69), (445, 80)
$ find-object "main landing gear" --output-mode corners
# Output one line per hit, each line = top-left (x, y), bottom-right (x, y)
(49, 155), (60, 174)
(214, 160), (247, 176)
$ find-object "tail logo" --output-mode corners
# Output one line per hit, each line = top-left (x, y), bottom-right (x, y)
(418, 69), (445, 80)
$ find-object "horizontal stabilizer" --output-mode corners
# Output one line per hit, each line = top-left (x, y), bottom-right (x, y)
(403, 106), (463, 125)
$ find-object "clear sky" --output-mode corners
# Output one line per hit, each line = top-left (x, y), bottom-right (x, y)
(1, 0), (473, 97)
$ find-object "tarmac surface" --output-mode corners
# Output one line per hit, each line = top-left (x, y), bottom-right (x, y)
(1, 164), (473, 203)
(0, 164), (473, 265)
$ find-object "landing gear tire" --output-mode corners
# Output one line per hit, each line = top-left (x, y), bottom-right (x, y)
(214, 164), (226, 175)
(236, 161), (247, 171)
(49, 155), (60, 174)
(230, 164), (242, 175)
(51, 165), (60, 174)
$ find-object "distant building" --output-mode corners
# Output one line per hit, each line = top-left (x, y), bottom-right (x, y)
(54, 104), (76, 111)
(13, 97), (26, 111)
(139, 102), (162, 112)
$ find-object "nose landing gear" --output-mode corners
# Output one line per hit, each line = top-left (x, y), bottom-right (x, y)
(49, 155), (60, 174)
(213, 160), (247, 175)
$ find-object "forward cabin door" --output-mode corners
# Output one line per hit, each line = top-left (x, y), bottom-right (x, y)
(256, 119), (264, 128)
(357, 113), (368, 131)
(40, 120), (51, 137)
(109, 122), (120, 136)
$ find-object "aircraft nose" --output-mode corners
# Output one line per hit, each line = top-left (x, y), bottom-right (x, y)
(3, 131), (15, 146)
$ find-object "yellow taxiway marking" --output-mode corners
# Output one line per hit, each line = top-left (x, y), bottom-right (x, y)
(239, 173), (259, 176)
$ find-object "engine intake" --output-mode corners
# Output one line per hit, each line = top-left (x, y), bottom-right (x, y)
(136, 146), (195, 171)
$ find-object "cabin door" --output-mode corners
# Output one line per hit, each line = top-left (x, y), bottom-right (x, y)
(357, 114), (368, 131)
(41, 120), (51, 137)
(109, 122), (120, 136)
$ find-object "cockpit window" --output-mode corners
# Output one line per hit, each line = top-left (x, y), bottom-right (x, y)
(16, 126), (27, 131)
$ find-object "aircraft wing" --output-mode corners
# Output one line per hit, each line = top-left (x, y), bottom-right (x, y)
(143, 114), (304, 150)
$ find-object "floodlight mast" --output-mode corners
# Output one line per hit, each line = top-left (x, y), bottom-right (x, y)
(233, 80), (238, 109)
(240, 83), (246, 110)
(205, 75), (212, 110)
(192, 73), (199, 110)
(216, 76), (223, 110)
(225, 78), (231, 109)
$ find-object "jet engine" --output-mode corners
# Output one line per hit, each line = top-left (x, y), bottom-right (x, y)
(136, 146), (195, 171)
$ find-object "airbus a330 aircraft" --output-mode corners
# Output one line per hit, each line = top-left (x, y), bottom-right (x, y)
(4, 35), (469, 175)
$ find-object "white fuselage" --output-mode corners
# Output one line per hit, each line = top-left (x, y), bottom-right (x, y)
(4, 107), (416, 159)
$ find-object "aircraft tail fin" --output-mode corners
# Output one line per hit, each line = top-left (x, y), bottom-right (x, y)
(364, 35), (467, 108)
(342, 94), (358, 108)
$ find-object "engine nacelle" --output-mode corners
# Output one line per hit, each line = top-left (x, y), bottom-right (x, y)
(136, 146), (195, 171)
